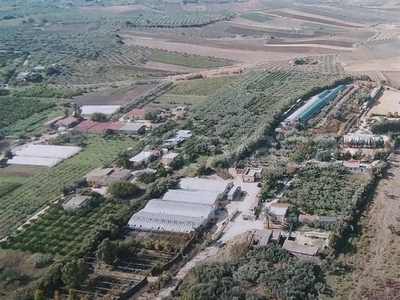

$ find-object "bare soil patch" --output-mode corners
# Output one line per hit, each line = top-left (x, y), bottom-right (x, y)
(368, 90), (400, 116)
(122, 35), (310, 62)
(143, 61), (197, 73)
(225, 25), (324, 39)
(265, 39), (355, 47)
(80, 4), (148, 13)
(0, 165), (44, 178)
(162, 3), (183, 12)
(268, 10), (362, 28)
(28, 24), (92, 35)
(382, 71), (400, 88)
(72, 83), (159, 106)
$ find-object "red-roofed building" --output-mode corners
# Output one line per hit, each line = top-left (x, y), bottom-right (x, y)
(298, 214), (317, 223)
(87, 122), (124, 134)
(73, 120), (97, 132)
(126, 108), (147, 120)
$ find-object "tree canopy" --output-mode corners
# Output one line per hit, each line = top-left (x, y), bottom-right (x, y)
(108, 180), (140, 199)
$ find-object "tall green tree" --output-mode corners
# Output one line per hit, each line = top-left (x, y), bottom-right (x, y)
(108, 180), (140, 199)
(96, 238), (116, 265)
(61, 259), (88, 289)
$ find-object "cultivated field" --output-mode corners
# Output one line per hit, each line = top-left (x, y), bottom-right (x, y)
(368, 90), (400, 116)
(72, 84), (159, 106)
(0, 135), (140, 238)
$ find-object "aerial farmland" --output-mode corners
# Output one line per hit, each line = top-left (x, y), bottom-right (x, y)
(1, 0), (400, 299)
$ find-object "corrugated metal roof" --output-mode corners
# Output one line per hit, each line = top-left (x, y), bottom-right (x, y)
(178, 178), (231, 193)
(163, 189), (219, 205)
(128, 211), (205, 233)
(142, 199), (214, 218)
(119, 123), (146, 132)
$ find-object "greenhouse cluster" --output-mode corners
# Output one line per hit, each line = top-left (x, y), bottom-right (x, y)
(9, 145), (82, 167)
(128, 177), (233, 233)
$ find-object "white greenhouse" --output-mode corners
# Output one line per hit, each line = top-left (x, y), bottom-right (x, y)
(141, 199), (214, 219)
(128, 211), (207, 233)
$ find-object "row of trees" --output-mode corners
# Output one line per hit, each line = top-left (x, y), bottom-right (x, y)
(166, 245), (327, 300)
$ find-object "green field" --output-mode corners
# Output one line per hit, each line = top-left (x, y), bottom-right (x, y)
(0, 135), (139, 238)
(145, 94), (207, 110)
(147, 50), (233, 68)
(168, 76), (238, 96)
(240, 13), (274, 22)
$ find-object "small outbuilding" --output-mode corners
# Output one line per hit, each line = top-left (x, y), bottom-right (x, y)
(119, 123), (146, 134)
(85, 168), (132, 187)
(243, 168), (263, 183)
(62, 195), (90, 211)
(160, 152), (180, 166)
(282, 240), (319, 257)
(126, 108), (147, 120)
(251, 230), (272, 247)
(269, 203), (289, 223)
(227, 185), (241, 201)
(129, 150), (159, 166)
(55, 117), (79, 128)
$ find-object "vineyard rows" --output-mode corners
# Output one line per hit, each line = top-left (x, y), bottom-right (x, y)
(366, 31), (400, 45)
(347, 70), (386, 83)
(125, 11), (230, 28)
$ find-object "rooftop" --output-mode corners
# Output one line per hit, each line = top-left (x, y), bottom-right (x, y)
(282, 240), (318, 256)
(252, 230), (272, 247)
(162, 152), (180, 160)
(63, 195), (90, 208)
(162, 189), (219, 205)
(127, 108), (147, 116)
(119, 123), (146, 132)
(55, 117), (78, 127)
(142, 199), (214, 219)
(129, 150), (159, 163)
(269, 203), (290, 216)
(244, 168), (263, 177)
(128, 211), (205, 233)
(178, 178), (232, 193)
(87, 122), (124, 134)
(73, 120), (97, 132)
(81, 105), (121, 116)
(342, 160), (361, 168)
(298, 214), (317, 222)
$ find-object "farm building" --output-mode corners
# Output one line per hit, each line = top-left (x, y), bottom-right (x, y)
(162, 189), (221, 206)
(269, 203), (290, 223)
(84, 168), (132, 187)
(317, 216), (338, 223)
(250, 230), (272, 247)
(164, 130), (194, 147)
(342, 133), (384, 148)
(227, 185), (241, 201)
(8, 145), (81, 167)
(119, 123), (146, 134)
(284, 85), (346, 125)
(141, 199), (214, 219)
(178, 178), (233, 197)
(160, 152), (180, 166)
(55, 117), (79, 128)
(341, 160), (370, 173)
(87, 122), (124, 134)
(242, 168), (263, 182)
(298, 214), (317, 223)
(129, 150), (159, 166)
(282, 240), (319, 257)
(73, 120), (97, 132)
(126, 108), (147, 120)
(62, 195), (90, 211)
(128, 211), (208, 233)
(81, 105), (121, 117)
